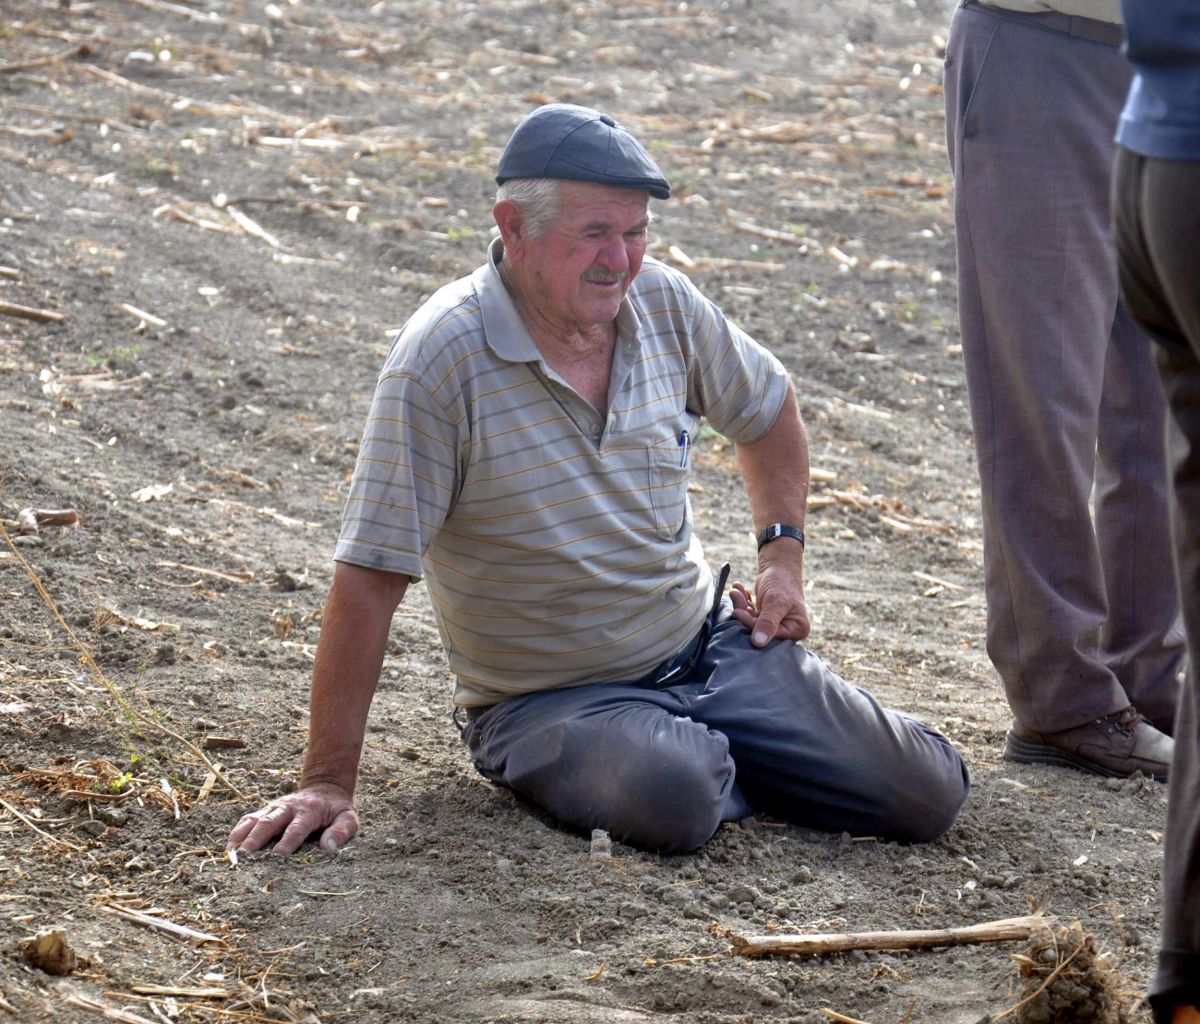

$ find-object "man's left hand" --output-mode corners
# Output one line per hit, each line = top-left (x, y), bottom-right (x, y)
(730, 560), (809, 646)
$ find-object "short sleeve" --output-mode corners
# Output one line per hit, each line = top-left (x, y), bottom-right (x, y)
(334, 370), (460, 578)
(680, 278), (790, 443)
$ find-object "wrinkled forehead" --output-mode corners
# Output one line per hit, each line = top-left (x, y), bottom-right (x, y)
(556, 181), (651, 226)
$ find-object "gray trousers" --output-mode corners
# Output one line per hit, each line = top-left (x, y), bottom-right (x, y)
(944, 1), (1183, 731)
(463, 610), (970, 853)
(1113, 147), (1200, 1022)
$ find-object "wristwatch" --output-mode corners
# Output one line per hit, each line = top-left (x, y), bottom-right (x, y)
(757, 523), (805, 551)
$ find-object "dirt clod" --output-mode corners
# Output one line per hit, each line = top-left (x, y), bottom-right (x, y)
(1007, 924), (1135, 1024)
(19, 928), (77, 976)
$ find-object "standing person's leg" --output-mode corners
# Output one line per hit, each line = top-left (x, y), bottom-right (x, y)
(1096, 300), (1183, 731)
(945, 6), (1155, 736)
(675, 621), (970, 843)
(1155, 376), (1200, 1017)
(1113, 147), (1200, 1021)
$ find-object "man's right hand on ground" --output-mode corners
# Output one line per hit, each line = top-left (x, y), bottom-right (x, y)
(226, 782), (358, 856)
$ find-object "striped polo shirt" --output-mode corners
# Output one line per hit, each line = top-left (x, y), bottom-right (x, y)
(335, 238), (790, 706)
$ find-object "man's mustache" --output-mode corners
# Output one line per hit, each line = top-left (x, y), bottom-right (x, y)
(582, 270), (628, 284)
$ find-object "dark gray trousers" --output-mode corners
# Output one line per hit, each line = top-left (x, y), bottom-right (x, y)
(944, 1), (1182, 731)
(1113, 146), (1200, 1022)
(463, 611), (970, 853)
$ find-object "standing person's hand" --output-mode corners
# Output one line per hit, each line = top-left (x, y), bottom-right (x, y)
(729, 552), (809, 647)
(227, 782), (358, 856)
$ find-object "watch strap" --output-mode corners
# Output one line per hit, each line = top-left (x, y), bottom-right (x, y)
(757, 523), (805, 551)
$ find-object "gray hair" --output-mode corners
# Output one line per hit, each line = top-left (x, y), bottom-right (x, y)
(495, 178), (563, 238)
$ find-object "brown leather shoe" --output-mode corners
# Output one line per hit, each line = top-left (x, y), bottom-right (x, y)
(1004, 706), (1173, 781)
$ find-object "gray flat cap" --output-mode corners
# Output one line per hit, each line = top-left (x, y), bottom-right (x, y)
(495, 103), (670, 200)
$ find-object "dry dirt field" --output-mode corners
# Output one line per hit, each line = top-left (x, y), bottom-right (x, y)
(0, 1), (1170, 1022)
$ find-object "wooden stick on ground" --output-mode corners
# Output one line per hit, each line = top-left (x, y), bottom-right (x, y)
(117, 303), (167, 327)
(155, 560), (254, 583)
(224, 205), (284, 249)
(102, 904), (226, 947)
(216, 194), (363, 211)
(0, 299), (65, 323)
(731, 913), (1055, 957)
(729, 217), (823, 251)
(119, 0), (224, 24)
(0, 44), (88, 77)
(64, 993), (158, 1024)
(129, 984), (228, 999)
(820, 1010), (873, 1024)
(82, 65), (305, 130)
(0, 797), (85, 853)
(17, 507), (78, 535)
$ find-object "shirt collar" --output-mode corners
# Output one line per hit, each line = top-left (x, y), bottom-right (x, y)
(474, 236), (643, 363)
(475, 237), (540, 363)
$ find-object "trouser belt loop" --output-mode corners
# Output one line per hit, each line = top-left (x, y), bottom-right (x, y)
(1065, 14), (1122, 46)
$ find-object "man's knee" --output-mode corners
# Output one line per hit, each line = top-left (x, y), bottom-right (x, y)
(874, 738), (971, 843)
(506, 715), (735, 854)
(615, 738), (737, 852)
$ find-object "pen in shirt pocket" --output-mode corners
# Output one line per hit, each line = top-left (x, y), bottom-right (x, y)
(678, 429), (690, 468)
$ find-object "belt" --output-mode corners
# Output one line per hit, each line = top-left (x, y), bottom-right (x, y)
(962, 0), (1123, 47)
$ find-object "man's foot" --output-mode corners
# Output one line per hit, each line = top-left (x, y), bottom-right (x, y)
(1004, 706), (1172, 781)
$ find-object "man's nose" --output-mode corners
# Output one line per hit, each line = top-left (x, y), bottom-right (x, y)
(595, 237), (630, 272)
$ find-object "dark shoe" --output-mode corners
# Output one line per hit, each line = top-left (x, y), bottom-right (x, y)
(1004, 706), (1172, 781)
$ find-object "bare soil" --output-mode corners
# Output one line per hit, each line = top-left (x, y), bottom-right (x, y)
(0, 1), (1168, 1022)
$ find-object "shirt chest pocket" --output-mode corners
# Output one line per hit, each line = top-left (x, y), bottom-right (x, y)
(646, 415), (700, 541)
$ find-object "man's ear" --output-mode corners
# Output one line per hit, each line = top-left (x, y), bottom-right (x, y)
(493, 200), (525, 262)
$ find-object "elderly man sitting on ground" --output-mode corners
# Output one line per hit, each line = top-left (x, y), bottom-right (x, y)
(228, 103), (971, 857)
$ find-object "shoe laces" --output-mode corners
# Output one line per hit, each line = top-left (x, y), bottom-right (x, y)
(1098, 706), (1144, 735)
